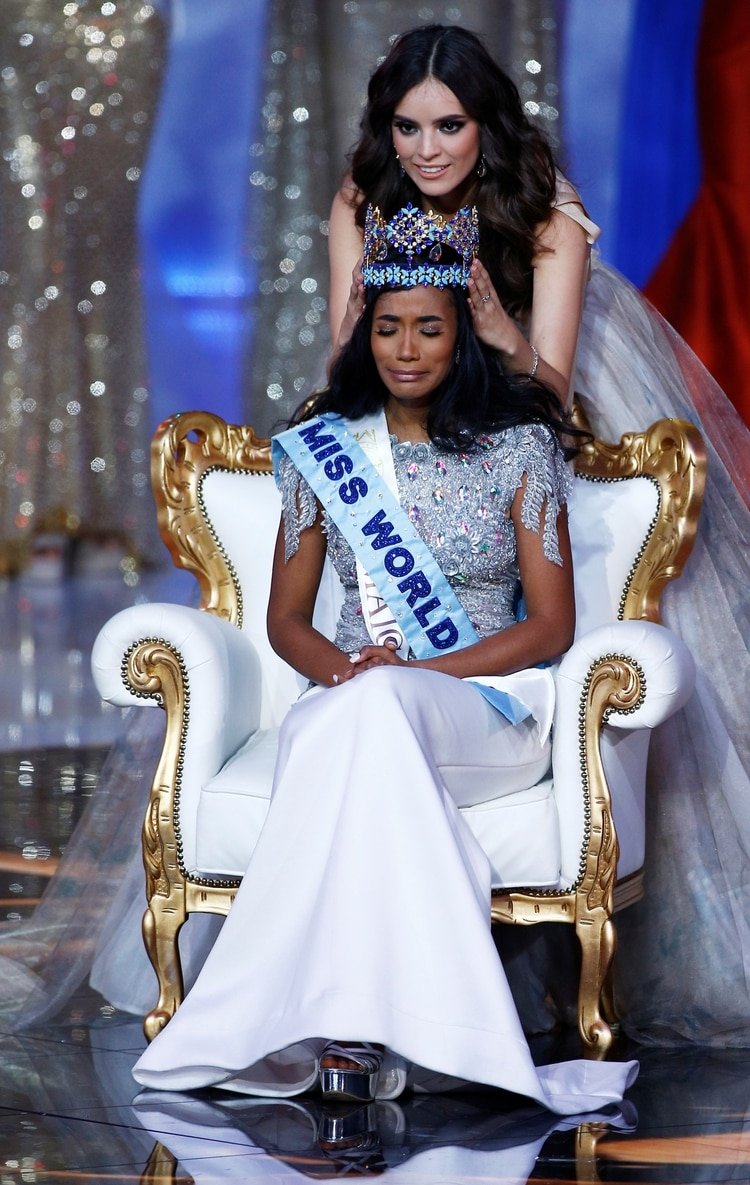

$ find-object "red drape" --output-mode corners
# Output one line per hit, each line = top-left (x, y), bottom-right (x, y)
(645, 0), (750, 425)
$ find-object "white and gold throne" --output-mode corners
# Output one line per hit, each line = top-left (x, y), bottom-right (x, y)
(91, 410), (704, 1054)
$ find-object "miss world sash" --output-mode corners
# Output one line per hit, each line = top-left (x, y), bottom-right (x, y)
(348, 415), (408, 659)
(273, 412), (555, 740)
(272, 413), (478, 660)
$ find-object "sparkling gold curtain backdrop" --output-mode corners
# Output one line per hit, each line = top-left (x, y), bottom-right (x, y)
(246, 0), (560, 431)
(0, 1), (165, 574)
(0, 1), (557, 570)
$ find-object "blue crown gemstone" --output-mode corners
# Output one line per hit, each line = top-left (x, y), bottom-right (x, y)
(362, 203), (478, 289)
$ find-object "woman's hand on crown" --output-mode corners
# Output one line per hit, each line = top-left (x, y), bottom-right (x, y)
(335, 258), (365, 354)
(467, 259), (524, 359)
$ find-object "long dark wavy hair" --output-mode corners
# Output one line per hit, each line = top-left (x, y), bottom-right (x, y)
(348, 25), (557, 317)
(294, 285), (582, 457)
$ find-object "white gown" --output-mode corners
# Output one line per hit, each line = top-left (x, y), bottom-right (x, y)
(133, 668), (637, 1114)
(133, 424), (638, 1115)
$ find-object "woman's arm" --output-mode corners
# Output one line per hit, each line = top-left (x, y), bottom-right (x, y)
(266, 512), (355, 687)
(467, 208), (590, 408)
(528, 208), (590, 408)
(328, 185), (365, 357)
(350, 480), (575, 679)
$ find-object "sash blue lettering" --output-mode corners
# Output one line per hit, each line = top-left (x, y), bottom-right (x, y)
(339, 477), (368, 504)
(362, 510), (402, 550)
(413, 597), (441, 628)
(427, 619), (459, 649)
(299, 421), (337, 451)
(324, 454), (353, 481)
(383, 547), (414, 577)
(272, 414), (480, 662)
(397, 571), (432, 605)
(314, 442), (343, 462)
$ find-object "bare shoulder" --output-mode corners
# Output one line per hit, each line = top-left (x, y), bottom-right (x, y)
(329, 183), (365, 256)
(534, 206), (590, 257)
(328, 178), (366, 345)
(330, 176), (362, 223)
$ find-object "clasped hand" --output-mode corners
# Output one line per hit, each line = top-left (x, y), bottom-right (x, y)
(333, 641), (406, 685)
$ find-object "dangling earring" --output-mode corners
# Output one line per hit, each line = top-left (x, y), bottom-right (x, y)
(476, 155), (487, 179)
(395, 151), (405, 177)
(454, 346), (461, 365)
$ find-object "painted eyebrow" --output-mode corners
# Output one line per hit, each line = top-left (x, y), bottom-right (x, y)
(391, 112), (467, 125)
(374, 313), (446, 323)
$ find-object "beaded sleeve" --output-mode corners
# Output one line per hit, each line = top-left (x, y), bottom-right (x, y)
(276, 453), (318, 562)
(509, 424), (572, 566)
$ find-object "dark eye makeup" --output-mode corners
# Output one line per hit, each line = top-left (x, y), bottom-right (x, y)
(392, 117), (467, 135)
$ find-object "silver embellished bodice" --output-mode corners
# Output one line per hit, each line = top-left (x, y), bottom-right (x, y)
(278, 422), (571, 654)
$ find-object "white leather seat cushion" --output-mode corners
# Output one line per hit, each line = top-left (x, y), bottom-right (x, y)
(194, 730), (561, 888)
(195, 729), (280, 876)
(462, 777), (561, 888)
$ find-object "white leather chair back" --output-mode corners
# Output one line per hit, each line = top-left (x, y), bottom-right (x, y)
(199, 470), (295, 728)
(568, 473), (660, 635)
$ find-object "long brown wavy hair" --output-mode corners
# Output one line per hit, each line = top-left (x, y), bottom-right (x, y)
(348, 25), (557, 317)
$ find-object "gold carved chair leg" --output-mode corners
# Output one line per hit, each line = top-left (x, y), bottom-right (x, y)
(141, 1141), (193, 1184)
(575, 907), (617, 1056)
(600, 959), (618, 1028)
(142, 893), (186, 1042)
(575, 1122), (609, 1184)
(108, 411), (703, 1057)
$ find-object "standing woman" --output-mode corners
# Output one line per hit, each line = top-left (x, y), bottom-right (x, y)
(329, 25), (590, 411)
(132, 204), (638, 1112)
(328, 22), (749, 497)
(327, 24), (750, 1047)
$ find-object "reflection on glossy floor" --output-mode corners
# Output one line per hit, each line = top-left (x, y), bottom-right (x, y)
(1, 564), (749, 1184)
(2, 1008), (750, 1184)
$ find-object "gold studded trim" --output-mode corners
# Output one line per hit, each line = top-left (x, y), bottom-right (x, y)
(121, 636), (242, 892)
(150, 411), (704, 632)
(195, 466), (247, 630)
(572, 416), (706, 623)
(151, 411), (272, 628)
(572, 650), (645, 892)
(193, 463), (280, 632)
(144, 413), (704, 918)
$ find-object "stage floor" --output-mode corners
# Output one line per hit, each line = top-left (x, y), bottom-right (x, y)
(1, 996), (749, 1183)
(0, 562), (748, 1183)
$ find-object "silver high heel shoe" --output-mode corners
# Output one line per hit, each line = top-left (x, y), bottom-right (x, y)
(319, 1041), (383, 1104)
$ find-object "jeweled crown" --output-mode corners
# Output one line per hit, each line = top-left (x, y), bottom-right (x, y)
(362, 203), (478, 289)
